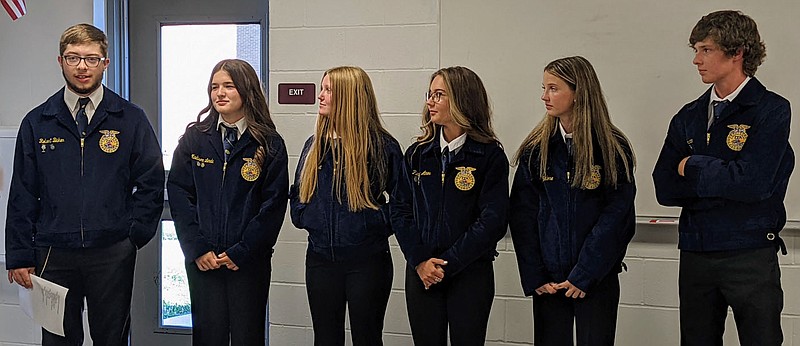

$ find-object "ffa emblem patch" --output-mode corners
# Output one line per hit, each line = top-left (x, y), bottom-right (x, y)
(583, 165), (602, 190)
(454, 166), (476, 191)
(98, 130), (120, 153)
(241, 158), (261, 182)
(726, 124), (750, 151)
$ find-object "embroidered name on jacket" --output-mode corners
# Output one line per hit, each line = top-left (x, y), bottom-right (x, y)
(191, 154), (214, 167)
(412, 170), (431, 184)
(38, 137), (65, 152)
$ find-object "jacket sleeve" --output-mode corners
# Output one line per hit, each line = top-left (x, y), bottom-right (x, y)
(225, 137), (290, 268)
(684, 100), (792, 202)
(167, 132), (211, 262)
(652, 113), (724, 210)
(568, 154), (636, 292)
(439, 147), (510, 276)
(5, 120), (40, 269)
(127, 112), (166, 248)
(508, 153), (549, 296)
(391, 145), (433, 267)
(289, 136), (314, 229)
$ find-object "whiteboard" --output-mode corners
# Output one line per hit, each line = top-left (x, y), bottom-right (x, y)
(440, 0), (800, 221)
(0, 127), (18, 257)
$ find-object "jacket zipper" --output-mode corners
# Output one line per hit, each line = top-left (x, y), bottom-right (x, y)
(80, 137), (85, 247)
(436, 156), (447, 250)
(219, 160), (228, 252)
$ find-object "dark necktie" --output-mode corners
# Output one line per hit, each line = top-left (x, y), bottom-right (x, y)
(76, 97), (90, 137)
(441, 146), (451, 184)
(222, 125), (238, 162)
(711, 100), (729, 127)
(565, 137), (574, 157)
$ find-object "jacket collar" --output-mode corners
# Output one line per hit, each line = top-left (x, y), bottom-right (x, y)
(689, 77), (765, 115)
(41, 86), (124, 137)
(420, 130), (487, 161)
(200, 115), (254, 161)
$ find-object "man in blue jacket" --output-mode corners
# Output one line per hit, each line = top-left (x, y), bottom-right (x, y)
(653, 10), (793, 346)
(5, 23), (164, 345)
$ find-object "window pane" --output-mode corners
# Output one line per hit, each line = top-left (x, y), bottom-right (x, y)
(160, 23), (262, 171)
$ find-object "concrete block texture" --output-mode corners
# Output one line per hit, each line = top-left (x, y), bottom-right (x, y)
(270, 26), (438, 72)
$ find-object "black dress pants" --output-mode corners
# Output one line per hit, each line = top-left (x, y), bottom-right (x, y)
(184, 257), (271, 346)
(305, 249), (393, 346)
(405, 258), (495, 346)
(35, 238), (137, 346)
(679, 247), (783, 346)
(531, 273), (620, 346)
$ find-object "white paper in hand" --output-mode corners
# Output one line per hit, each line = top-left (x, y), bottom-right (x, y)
(17, 274), (69, 337)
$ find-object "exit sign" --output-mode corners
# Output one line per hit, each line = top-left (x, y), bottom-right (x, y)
(278, 83), (316, 104)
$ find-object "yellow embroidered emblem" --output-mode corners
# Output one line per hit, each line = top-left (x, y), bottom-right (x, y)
(583, 165), (602, 190)
(98, 130), (120, 153)
(726, 124), (750, 151)
(241, 158), (261, 182)
(454, 166), (476, 191)
(542, 176), (554, 182)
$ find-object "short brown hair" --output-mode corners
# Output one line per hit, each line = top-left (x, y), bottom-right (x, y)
(59, 23), (108, 57)
(689, 10), (766, 76)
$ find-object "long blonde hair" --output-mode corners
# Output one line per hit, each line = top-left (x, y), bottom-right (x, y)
(514, 56), (635, 188)
(416, 66), (499, 145)
(298, 66), (391, 211)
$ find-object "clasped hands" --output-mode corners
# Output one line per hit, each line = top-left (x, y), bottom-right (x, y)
(416, 258), (448, 289)
(535, 280), (586, 298)
(195, 251), (239, 271)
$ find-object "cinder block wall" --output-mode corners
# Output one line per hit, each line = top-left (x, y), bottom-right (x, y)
(266, 1), (800, 345)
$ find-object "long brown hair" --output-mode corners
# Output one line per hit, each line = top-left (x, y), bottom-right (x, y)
(416, 66), (499, 146)
(191, 59), (278, 167)
(298, 66), (391, 211)
(514, 56), (634, 188)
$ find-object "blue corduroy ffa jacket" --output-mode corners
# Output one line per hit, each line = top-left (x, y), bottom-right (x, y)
(5, 87), (164, 270)
(290, 134), (404, 262)
(652, 78), (794, 253)
(392, 134), (509, 276)
(509, 134), (636, 295)
(167, 116), (289, 268)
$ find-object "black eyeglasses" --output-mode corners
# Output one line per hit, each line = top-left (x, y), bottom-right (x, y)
(425, 91), (445, 103)
(62, 55), (106, 67)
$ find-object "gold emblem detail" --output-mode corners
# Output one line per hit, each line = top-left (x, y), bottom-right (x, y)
(98, 130), (120, 153)
(583, 165), (602, 190)
(726, 124), (750, 151)
(454, 166), (476, 191)
(241, 158), (261, 182)
(542, 176), (554, 182)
